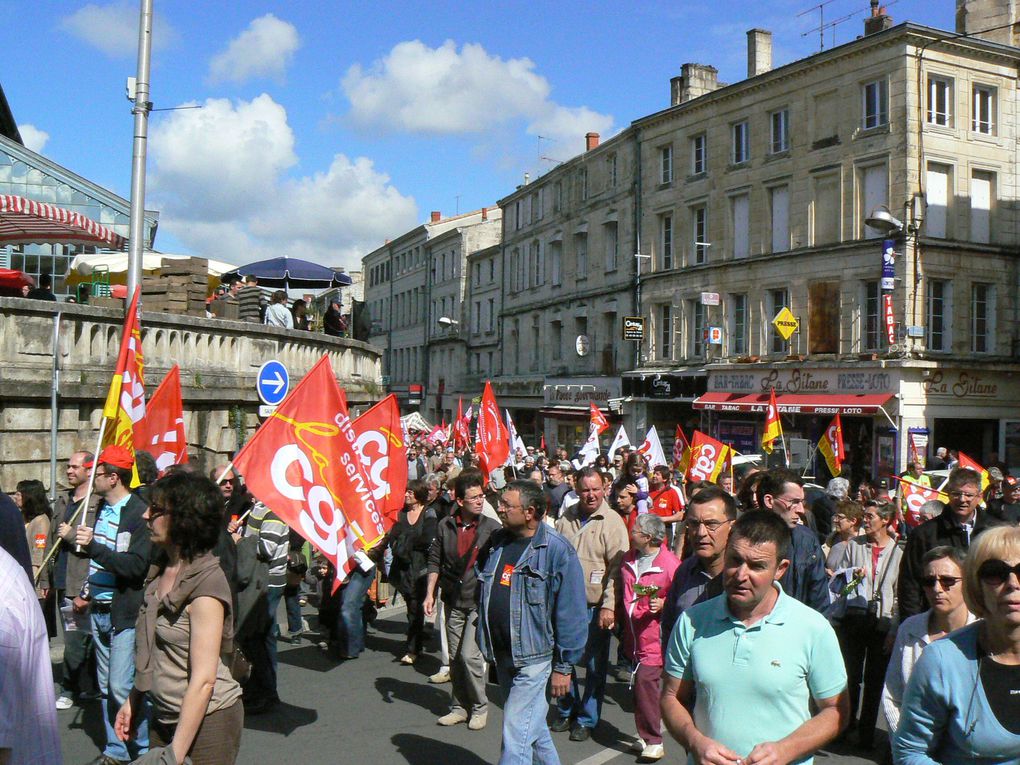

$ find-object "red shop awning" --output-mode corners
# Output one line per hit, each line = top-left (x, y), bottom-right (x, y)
(693, 391), (893, 416)
(0, 194), (127, 249)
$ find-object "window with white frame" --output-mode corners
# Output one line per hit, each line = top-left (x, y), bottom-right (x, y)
(731, 193), (750, 259)
(971, 283), (995, 353)
(767, 288), (790, 354)
(926, 163), (951, 238)
(692, 205), (708, 265)
(515, 200), (523, 230)
(860, 163), (889, 238)
(487, 297), (495, 332)
(550, 240), (562, 286)
(658, 304), (674, 360)
(770, 109), (789, 153)
(691, 134), (706, 175)
(689, 299), (705, 358)
(575, 232), (588, 279)
(971, 170), (994, 244)
(728, 293), (748, 356)
(862, 281), (880, 351)
(604, 222), (618, 271)
(660, 213), (673, 270)
(529, 240), (542, 288)
(862, 78), (888, 129)
(770, 185), (790, 253)
(927, 75), (953, 126)
(660, 145), (673, 185)
(927, 278), (952, 352)
(607, 154), (618, 187)
(972, 85), (996, 134)
(732, 121), (750, 164)
(579, 167), (588, 201)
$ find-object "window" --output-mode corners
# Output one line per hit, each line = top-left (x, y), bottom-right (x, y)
(575, 233), (588, 279)
(767, 288), (790, 354)
(769, 185), (790, 253)
(472, 262), (480, 287)
(487, 297), (495, 331)
(660, 213), (673, 270)
(604, 222), (618, 271)
(812, 172), (840, 244)
(971, 171), (994, 244)
(808, 282), (840, 354)
(659, 145), (673, 184)
(607, 154), (618, 187)
(770, 109), (789, 153)
(472, 301), (481, 333)
(691, 134), (706, 174)
(861, 163), (889, 238)
(515, 200), (523, 230)
(530, 319), (540, 370)
(692, 205), (708, 265)
(861, 281), (880, 351)
(532, 192), (542, 222)
(728, 294), (748, 356)
(731, 193), (750, 259)
(554, 181), (563, 213)
(926, 164), (951, 238)
(813, 90), (838, 142)
(658, 304), (674, 360)
(862, 79), (888, 129)
(927, 76), (953, 126)
(927, 278), (952, 352)
(550, 240), (562, 286)
(732, 121), (750, 164)
(689, 299), (705, 358)
(579, 168), (588, 201)
(488, 258), (495, 282)
(529, 241), (542, 288)
(552, 321), (562, 360)
(973, 85), (996, 134)
(971, 283), (995, 353)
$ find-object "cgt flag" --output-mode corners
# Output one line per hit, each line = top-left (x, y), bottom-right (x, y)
(233, 356), (388, 587)
(957, 452), (991, 492)
(607, 425), (631, 462)
(761, 388), (782, 455)
(818, 414), (845, 478)
(686, 431), (732, 484)
(475, 381), (510, 476)
(894, 476), (949, 527)
(134, 365), (188, 473)
(673, 425), (692, 475)
(637, 426), (668, 468)
(589, 402), (609, 435)
(101, 286), (146, 485)
(352, 394), (407, 525)
(453, 398), (471, 451)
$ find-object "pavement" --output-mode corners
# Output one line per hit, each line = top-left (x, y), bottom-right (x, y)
(57, 605), (885, 765)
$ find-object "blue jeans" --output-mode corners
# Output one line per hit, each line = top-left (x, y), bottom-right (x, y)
(284, 583), (303, 634)
(494, 653), (560, 765)
(336, 566), (374, 657)
(92, 610), (149, 760)
(264, 586), (283, 695)
(555, 606), (611, 729)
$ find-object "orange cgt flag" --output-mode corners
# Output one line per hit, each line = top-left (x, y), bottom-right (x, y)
(101, 287), (146, 485)
(475, 381), (510, 476)
(134, 365), (188, 473)
(673, 425), (692, 475)
(590, 402), (609, 435)
(957, 452), (991, 492)
(352, 394), (407, 525)
(686, 431), (732, 484)
(761, 388), (782, 455)
(233, 356), (388, 586)
(818, 414), (845, 478)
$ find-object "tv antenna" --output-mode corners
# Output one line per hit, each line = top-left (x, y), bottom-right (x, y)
(800, 0), (900, 51)
(798, 0), (839, 52)
(536, 135), (565, 167)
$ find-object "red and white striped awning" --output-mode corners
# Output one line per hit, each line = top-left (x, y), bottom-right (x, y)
(0, 194), (127, 250)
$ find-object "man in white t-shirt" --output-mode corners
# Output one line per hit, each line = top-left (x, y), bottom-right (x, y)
(0, 545), (63, 764)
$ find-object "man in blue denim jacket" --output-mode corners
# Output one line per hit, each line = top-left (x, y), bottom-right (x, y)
(476, 479), (588, 765)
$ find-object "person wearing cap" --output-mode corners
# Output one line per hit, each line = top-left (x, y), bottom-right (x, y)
(64, 445), (152, 765)
(987, 475), (1020, 525)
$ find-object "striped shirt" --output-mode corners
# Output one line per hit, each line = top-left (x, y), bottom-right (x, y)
(245, 503), (289, 588)
(88, 494), (130, 602)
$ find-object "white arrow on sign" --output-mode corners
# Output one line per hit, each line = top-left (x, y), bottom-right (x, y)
(264, 371), (286, 395)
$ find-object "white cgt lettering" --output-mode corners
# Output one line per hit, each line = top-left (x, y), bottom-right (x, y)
(270, 444), (341, 556)
(354, 430), (390, 502)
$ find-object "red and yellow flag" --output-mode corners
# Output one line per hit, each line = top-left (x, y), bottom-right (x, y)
(101, 287), (146, 484)
(818, 414), (845, 478)
(761, 388), (782, 454)
(957, 452), (991, 492)
(673, 424), (691, 475)
(686, 431), (732, 484)
(893, 476), (949, 527)
(589, 402), (609, 435)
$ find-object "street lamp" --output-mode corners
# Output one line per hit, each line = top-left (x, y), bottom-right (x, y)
(438, 316), (459, 328)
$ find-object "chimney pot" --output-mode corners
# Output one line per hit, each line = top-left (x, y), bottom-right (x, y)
(864, 0), (893, 34)
(481, 206), (488, 220)
(585, 132), (600, 151)
(747, 29), (773, 78)
(678, 64), (720, 103)
(430, 210), (441, 223)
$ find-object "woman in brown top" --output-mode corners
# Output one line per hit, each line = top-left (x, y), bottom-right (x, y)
(115, 472), (243, 764)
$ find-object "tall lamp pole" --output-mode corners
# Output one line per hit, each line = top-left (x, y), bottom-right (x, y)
(125, 0), (153, 301)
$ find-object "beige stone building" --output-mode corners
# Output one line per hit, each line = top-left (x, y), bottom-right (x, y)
(632, 3), (1020, 478)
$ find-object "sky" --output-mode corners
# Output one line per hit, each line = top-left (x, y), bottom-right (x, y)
(3, 0), (957, 272)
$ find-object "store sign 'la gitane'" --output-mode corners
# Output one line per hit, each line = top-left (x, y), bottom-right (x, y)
(923, 371), (998, 398)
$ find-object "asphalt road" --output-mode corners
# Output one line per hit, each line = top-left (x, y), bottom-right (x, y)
(57, 607), (884, 765)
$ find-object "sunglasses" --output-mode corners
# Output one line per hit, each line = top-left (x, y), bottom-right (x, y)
(920, 575), (962, 590)
(977, 559), (1020, 586)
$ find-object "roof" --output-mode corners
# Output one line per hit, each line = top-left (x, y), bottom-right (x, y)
(0, 83), (22, 144)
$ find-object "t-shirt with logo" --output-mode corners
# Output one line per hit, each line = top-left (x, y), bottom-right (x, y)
(651, 488), (683, 520)
(487, 535), (532, 654)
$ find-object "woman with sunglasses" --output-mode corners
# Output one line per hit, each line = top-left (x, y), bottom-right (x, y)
(882, 547), (973, 734)
(893, 526), (1020, 764)
(115, 472), (243, 764)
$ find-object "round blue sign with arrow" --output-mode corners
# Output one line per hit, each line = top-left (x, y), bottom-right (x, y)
(256, 360), (290, 406)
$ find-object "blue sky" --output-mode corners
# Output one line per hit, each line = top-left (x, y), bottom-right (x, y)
(3, 0), (956, 271)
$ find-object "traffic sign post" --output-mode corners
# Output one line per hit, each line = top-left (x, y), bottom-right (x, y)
(256, 360), (290, 406)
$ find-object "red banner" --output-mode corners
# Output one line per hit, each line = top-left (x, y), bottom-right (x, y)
(818, 414), (845, 478)
(135, 365), (188, 473)
(352, 394), (407, 523)
(590, 402), (609, 435)
(884, 294), (896, 345)
(475, 381), (509, 475)
(673, 424), (691, 474)
(686, 431), (731, 483)
(453, 398), (470, 451)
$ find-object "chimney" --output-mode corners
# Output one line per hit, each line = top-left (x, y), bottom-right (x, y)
(678, 63), (720, 103)
(585, 132), (600, 151)
(670, 75), (684, 106)
(747, 29), (773, 78)
(430, 210), (441, 223)
(481, 206), (488, 221)
(956, 0), (1020, 45)
(864, 0), (893, 35)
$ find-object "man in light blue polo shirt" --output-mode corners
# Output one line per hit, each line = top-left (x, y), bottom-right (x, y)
(661, 511), (849, 765)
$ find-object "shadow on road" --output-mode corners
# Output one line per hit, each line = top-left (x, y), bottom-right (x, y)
(276, 644), (340, 673)
(243, 700), (318, 736)
(63, 698), (107, 752)
(375, 675), (450, 715)
(392, 732), (490, 765)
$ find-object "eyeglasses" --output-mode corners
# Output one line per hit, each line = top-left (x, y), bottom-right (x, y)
(94, 471), (114, 479)
(688, 518), (731, 534)
(948, 491), (979, 500)
(977, 559), (1020, 586)
(497, 500), (522, 512)
(921, 575), (962, 590)
(774, 495), (805, 508)
(461, 493), (485, 504)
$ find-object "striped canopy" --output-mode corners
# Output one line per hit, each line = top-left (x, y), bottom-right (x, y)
(0, 194), (127, 249)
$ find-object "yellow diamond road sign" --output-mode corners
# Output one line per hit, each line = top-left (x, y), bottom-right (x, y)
(772, 307), (799, 341)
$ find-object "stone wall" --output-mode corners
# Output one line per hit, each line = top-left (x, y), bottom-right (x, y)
(0, 297), (383, 491)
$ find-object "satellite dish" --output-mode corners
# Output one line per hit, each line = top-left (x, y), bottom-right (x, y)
(575, 334), (590, 357)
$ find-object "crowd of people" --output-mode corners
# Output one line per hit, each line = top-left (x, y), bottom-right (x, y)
(2, 437), (1019, 765)
(206, 274), (349, 336)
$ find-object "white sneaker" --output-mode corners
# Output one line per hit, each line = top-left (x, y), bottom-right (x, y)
(639, 743), (665, 761)
(428, 668), (451, 684)
(437, 710), (469, 726)
(468, 711), (488, 730)
(631, 737), (646, 752)
(55, 695), (73, 711)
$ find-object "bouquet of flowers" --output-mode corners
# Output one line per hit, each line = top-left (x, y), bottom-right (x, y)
(632, 583), (661, 602)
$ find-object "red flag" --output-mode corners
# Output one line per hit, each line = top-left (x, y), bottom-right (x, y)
(957, 452), (991, 492)
(135, 365), (188, 473)
(233, 356), (387, 586)
(100, 288), (146, 484)
(540, 434), (546, 452)
(686, 431), (731, 483)
(818, 414), (845, 478)
(352, 394), (407, 524)
(761, 388), (782, 454)
(673, 425), (691, 474)
(453, 398), (471, 451)
(589, 402), (609, 435)
(892, 476), (949, 527)
(475, 381), (509, 475)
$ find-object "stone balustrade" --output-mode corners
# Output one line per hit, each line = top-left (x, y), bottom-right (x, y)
(0, 297), (383, 489)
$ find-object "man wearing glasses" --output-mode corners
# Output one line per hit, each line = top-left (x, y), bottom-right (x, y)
(62, 445), (152, 765)
(756, 468), (829, 611)
(897, 466), (1004, 619)
(660, 485), (735, 642)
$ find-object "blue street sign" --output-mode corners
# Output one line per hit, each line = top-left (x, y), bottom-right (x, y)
(256, 360), (289, 406)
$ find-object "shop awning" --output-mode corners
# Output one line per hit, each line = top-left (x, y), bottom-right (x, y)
(539, 405), (609, 419)
(0, 194), (127, 249)
(693, 392), (893, 416)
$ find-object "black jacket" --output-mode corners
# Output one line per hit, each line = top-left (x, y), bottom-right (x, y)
(85, 493), (152, 631)
(897, 507), (1003, 619)
(427, 512), (501, 610)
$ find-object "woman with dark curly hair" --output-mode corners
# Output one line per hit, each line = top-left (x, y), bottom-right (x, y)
(15, 479), (52, 602)
(115, 473), (243, 764)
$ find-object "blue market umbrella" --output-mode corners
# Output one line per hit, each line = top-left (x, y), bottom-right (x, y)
(223, 256), (352, 290)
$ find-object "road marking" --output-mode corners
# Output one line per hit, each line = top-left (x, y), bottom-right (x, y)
(574, 747), (626, 765)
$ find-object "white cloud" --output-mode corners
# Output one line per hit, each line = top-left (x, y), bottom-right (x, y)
(342, 40), (613, 156)
(149, 95), (417, 270)
(60, 2), (176, 58)
(208, 14), (300, 84)
(18, 124), (50, 154)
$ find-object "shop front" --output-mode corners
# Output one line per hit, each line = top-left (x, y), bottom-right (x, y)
(541, 376), (621, 455)
(621, 369), (707, 452)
